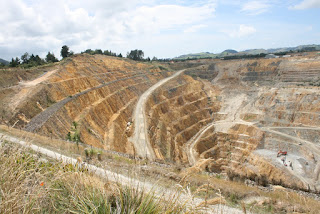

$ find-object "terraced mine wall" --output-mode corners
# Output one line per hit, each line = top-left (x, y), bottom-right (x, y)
(4, 55), (170, 154)
(150, 55), (320, 191)
(2, 53), (320, 192)
(145, 74), (220, 162)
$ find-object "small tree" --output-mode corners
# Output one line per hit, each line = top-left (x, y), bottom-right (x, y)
(29, 54), (36, 63)
(21, 52), (29, 64)
(94, 49), (103, 55)
(118, 53), (123, 58)
(34, 55), (44, 65)
(103, 50), (111, 56)
(9, 57), (20, 67)
(46, 52), (58, 63)
(84, 49), (94, 55)
(61, 45), (70, 58)
(127, 49), (144, 61)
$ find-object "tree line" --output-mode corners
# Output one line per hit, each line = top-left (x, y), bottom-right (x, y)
(0, 45), (162, 69)
(5, 52), (59, 68)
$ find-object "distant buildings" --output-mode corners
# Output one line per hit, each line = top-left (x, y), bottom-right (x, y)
(264, 54), (292, 59)
(265, 54), (279, 59)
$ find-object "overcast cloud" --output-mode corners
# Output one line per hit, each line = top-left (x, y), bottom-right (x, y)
(291, 0), (320, 9)
(0, 0), (319, 60)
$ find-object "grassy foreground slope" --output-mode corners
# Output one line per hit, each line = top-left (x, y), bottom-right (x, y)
(0, 141), (185, 214)
(1, 126), (320, 213)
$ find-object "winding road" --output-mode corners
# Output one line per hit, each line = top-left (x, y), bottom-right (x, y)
(186, 123), (216, 165)
(131, 69), (185, 160)
(260, 127), (320, 156)
(0, 131), (243, 214)
(185, 93), (254, 165)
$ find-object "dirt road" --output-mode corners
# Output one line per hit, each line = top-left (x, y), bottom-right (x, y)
(185, 92), (255, 165)
(261, 127), (320, 156)
(20, 69), (58, 87)
(186, 123), (216, 165)
(131, 69), (185, 160)
(0, 132), (244, 214)
(10, 69), (58, 110)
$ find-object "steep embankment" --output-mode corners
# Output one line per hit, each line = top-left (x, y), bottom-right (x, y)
(146, 54), (320, 191)
(1, 54), (171, 155)
(200, 55), (320, 191)
(145, 70), (221, 162)
(131, 69), (185, 160)
(2, 52), (320, 192)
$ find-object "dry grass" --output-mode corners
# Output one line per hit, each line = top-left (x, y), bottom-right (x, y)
(3, 125), (319, 213)
(0, 125), (154, 171)
(0, 142), (188, 214)
(185, 173), (320, 213)
(0, 125), (85, 157)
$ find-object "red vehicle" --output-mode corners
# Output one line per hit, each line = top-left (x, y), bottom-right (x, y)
(277, 150), (287, 157)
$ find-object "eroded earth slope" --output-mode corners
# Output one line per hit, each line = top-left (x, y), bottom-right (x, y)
(148, 53), (320, 191)
(1, 52), (320, 193)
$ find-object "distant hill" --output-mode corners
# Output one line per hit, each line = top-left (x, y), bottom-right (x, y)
(223, 49), (238, 54)
(174, 44), (320, 59)
(244, 44), (320, 54)
(0, 58), (9, 65)
(176, 52), (217, 59)
(242, 49), (267, 55)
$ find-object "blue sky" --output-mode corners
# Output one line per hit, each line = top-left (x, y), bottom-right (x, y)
(0, 0), (319, 60)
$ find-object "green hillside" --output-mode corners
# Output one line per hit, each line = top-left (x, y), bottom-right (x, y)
(175, 44), (320, 60)
(0, 58), (9, 65)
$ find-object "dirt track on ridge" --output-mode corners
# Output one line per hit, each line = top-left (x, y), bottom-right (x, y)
(131, 69), (185, 160)
(10, 69), (58, 110)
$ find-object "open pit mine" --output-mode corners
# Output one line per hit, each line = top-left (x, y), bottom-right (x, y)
(1, 52), (320, 193)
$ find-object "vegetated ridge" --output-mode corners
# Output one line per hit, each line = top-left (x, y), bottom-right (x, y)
(175, 44), (320, 59)
(0, 58), (9, 65)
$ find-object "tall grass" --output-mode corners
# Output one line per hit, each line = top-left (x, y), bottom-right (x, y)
(0, 142), (185, 213)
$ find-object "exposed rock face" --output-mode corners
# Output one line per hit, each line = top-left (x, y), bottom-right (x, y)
(4, 55), (170, 154)
(2, 53), (320, 192)
(145, 75), (220, 162)
(146, 54), (320, 191)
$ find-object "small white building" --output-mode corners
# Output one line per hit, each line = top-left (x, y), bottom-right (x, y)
(265, 54), (279, 59)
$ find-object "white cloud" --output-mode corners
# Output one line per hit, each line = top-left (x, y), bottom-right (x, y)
(306, 25), (313, 31)
(184, 24), (207, 33)
(241, 1), (271, 15)
(222, 24), (257, 38)
(238, 24), (257, 37)
(290, 0), (320, 9)
(124, 3), (215, 35)
(0, 0), (216, 60)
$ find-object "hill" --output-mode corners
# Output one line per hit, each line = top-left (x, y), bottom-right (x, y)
(222, 49), (238, 54)
(175, 52), (217, 59)
(175, 44), (320, 59)
(0, 58), (9, 65)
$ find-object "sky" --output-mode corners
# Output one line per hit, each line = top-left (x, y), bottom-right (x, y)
(0, 0), (319, 60)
